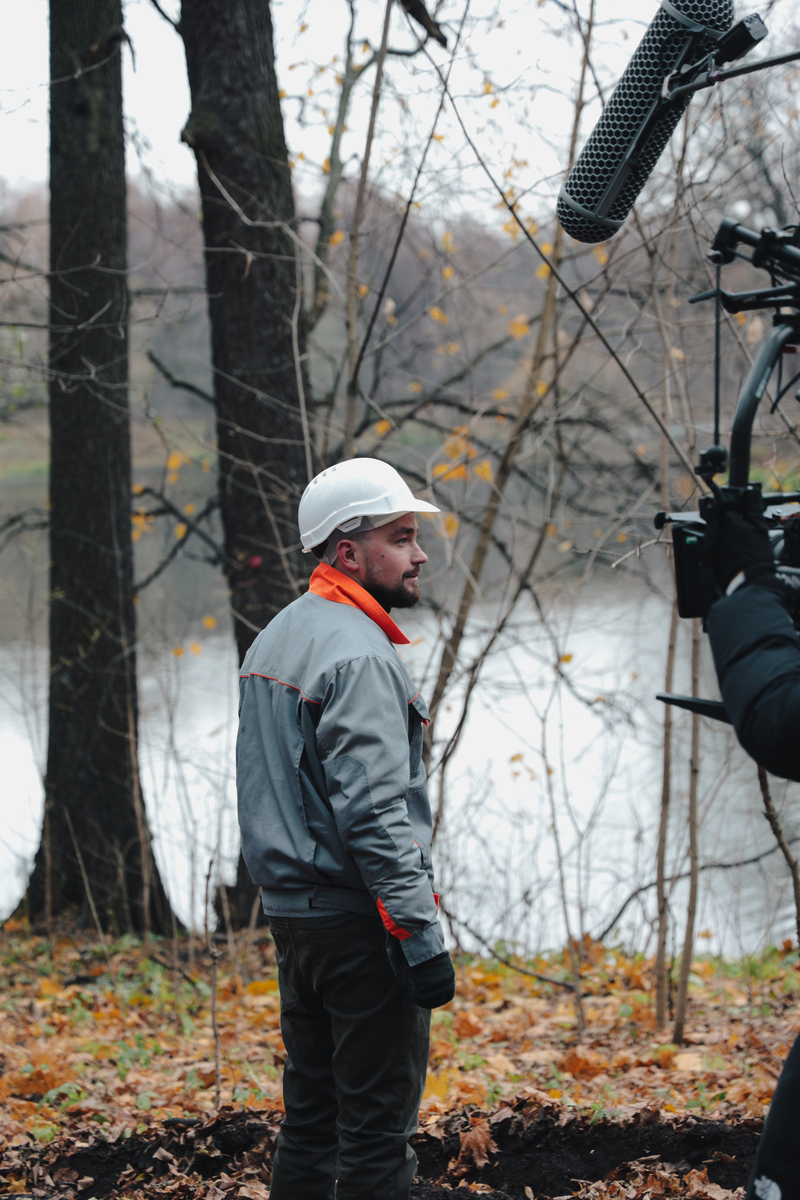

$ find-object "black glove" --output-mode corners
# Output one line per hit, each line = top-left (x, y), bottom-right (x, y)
(708, 500), (774, 593)
(409, 951), (455, 1009)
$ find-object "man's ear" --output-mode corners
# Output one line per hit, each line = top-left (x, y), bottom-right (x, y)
(335, 538), (360, 571)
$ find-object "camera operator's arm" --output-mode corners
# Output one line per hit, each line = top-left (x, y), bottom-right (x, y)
(708, 580), (800, 781)
(705, 508), (800, 782)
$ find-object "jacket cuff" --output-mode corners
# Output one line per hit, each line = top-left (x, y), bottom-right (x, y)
(400, 921), (446, 967)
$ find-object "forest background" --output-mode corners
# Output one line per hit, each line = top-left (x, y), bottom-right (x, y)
(2, 0), (800, 1031)
(3, 2), (800, 1196)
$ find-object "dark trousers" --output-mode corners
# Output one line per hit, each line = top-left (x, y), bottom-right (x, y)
(268, 912), (430, 1200)
(746, 1028), (800, 1199)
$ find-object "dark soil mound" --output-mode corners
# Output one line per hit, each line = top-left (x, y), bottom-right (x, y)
(411, 1105), (761, 1197)
(3, 1105), (761, 1197)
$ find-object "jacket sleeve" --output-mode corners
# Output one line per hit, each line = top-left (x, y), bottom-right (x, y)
(316, 654), (445, 966)
(707, 580), (800, 782)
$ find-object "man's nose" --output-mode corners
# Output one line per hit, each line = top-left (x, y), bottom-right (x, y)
(412, 540), (428, 564)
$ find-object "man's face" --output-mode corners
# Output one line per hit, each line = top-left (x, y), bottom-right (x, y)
(335, 514), (428, 610)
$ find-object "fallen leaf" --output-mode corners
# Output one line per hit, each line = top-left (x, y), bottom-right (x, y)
(454, 1118), (498, 1175)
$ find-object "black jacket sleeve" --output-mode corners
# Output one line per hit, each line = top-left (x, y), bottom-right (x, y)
(706, 579), (800, 782)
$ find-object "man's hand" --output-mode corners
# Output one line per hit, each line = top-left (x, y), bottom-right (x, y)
(710, 501), (774, 593)
(409, 951), (455, 1008)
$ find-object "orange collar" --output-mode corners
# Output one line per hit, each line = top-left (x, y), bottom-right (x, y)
(308, 563), (410, 646)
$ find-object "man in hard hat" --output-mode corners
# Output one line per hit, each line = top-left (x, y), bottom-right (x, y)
(237, 458), (455, 1200)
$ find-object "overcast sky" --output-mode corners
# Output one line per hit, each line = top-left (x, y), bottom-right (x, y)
(1, 1), (795, 223)
(0, 1), (649, 193)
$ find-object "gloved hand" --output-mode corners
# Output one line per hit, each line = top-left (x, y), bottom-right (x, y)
(409, 951), (455, 1009)
(709, 500), (774, 593)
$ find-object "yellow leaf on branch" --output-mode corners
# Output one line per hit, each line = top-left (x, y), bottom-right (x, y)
(374, 419), (392, 436)
(492, 388), (508, 401)
(357, 283), (369, 298)
(508, 315), (530, 339)
(474, 459), (493, 483)
(175, 523), (188, 540)
(442, 230), (456, 252)
(442, 265), (454, 281)
(328, 230), (345, 246)
(442, 514), (460, 537)
(408, 381), (424, 394)
(429, 306), (449, 325)
(202, 615), (217, 630)
(433, 463), (468, 481)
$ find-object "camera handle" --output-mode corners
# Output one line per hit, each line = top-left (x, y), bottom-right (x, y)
(728, 319), (800, 485)
(656, 693), (731, 724)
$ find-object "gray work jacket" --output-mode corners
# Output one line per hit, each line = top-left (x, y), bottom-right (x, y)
(236, 563), (445, 967)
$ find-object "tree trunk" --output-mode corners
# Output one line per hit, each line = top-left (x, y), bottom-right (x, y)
(673, 617), (702, 1045)
(179, 0), (311, 922)
(179, 0), (310, 668)
(654, 598), (678, 1027)
(25, 0), (172, 935)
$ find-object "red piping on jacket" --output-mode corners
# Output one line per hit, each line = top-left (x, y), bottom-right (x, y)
(377, 898), (411, 941)
(377, 893), (440, 942)
(240, 671), (321, 704)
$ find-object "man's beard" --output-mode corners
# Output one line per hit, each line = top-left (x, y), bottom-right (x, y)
(363, 570), (421, 612)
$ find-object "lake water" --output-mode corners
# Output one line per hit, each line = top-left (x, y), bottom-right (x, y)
(1, 581), (796, 957)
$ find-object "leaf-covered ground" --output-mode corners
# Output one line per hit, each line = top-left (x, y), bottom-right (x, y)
(0, 924), (797, 1197)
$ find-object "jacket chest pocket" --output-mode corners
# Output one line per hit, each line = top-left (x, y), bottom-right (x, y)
(408, 693), (429, 785)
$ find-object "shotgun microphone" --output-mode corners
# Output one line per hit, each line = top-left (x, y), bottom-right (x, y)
(557, 0), (735, 244)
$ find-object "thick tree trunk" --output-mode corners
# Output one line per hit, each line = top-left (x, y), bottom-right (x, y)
(179, 0), (310, 668)
(25, 0), (172, 935)
(179, 0), (311, 922)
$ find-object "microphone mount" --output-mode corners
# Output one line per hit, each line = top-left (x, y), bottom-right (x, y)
(664, 45), (800, 103)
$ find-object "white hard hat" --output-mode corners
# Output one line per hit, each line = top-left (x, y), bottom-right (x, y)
(298, 458), (439, 552)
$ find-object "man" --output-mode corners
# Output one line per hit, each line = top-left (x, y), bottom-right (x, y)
(706, 505), (800, 1199)
(236, 457), (456, 1200)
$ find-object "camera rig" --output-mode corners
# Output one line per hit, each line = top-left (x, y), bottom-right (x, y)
(654, 220), (800, 724)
